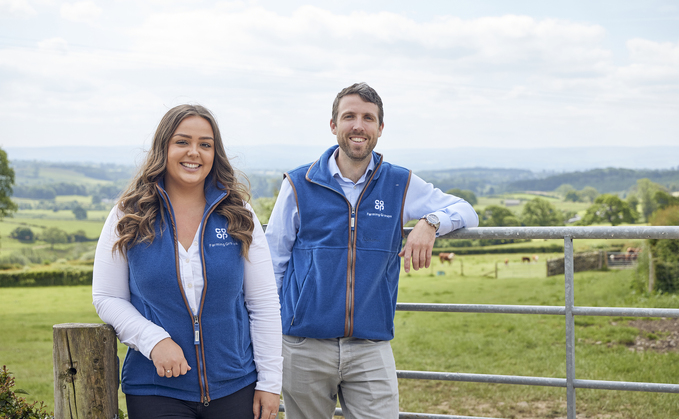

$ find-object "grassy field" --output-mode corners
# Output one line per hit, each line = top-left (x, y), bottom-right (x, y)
(394, 259), (679, 418)
(17, 167), (117, 186)
(0, 286), (129, 414)
(2, 249), (679, 418)
(0, 212), (108, 258)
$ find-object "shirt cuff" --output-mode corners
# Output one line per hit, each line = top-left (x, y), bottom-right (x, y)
(431, 211), (450, 237)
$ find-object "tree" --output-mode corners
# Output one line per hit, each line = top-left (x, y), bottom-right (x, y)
(0, 147), (18, 219)
(252, 196), (277, 225)
(555, 184), (576, 198)
(477, 205), (523, 245)
(72, 205), (87, 220)
(636, 178), (664, 221)
(479, 205), (520, 227)
(10, 226), (34, 242)
(654, 191), (679, 210)
(564, 190), (581, 202)
(41, 227), (69, 249)
(580, 186), (599, 203)
(71, 229), (89, 242)
(446, 188), (477, 206)
(521, 198), (563, 226)
(627, 195), (640, 215)
(580, 194), (638, 226)
(648, 205), (679, 293)
(650, 205), (679, 227)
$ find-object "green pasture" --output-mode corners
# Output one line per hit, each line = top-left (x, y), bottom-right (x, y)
(0, 214), (105, 258)
(0, 286), (128, 414)
(395, 258), (679, 418)
(13, 209), (111, 222)
(18, 167), (115, 186)
(1, 217), (106, 237)
(2, 249), (679, 418)
(53, 195), (92, 205)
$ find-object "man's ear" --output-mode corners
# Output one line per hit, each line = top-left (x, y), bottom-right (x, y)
(330, 118), (337, 135)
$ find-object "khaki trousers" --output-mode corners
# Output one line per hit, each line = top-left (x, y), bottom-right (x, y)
(281, 335), (399, 419)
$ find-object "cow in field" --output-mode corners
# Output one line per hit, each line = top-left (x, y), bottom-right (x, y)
(626, 247), (641, 261)
(522, 256), (531, 263)
(533, 255), (539, 262)
(439, 252), (455, 264)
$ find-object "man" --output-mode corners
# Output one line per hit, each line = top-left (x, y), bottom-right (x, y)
(265, 82), (478, 418)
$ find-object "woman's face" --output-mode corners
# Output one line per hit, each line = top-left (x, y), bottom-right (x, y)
(164, 115), (215, 192)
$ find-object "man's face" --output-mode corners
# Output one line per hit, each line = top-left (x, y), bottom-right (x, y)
(330, 94), (383, 164)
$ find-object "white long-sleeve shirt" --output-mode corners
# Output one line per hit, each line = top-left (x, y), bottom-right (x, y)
(265, 149), (479, 290)
(92, 203), (283, 394)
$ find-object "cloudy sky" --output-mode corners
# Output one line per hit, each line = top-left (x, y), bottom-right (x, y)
(1, 0), (678, 154)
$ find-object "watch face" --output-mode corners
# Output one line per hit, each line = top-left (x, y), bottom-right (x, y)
(427, 214), (439, 225)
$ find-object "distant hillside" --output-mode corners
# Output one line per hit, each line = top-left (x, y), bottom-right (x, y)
(506, 168), (679, 193)
(416, 168), (544, 194)
(8, 159), (679, 201)
(10, 160), (281, 200)
(6, 145), (679, 172)
(12, 161), (136, 186)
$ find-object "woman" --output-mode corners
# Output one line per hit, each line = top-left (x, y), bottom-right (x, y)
(93, 104), (282, 418)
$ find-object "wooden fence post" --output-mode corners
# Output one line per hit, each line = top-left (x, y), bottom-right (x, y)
(53, 323), (118, 419)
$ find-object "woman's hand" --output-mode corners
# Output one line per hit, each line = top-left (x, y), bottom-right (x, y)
(253, 390), (280, 419)
(150, 337), (191, 378)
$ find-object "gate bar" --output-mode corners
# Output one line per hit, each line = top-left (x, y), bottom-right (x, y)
(397, 303), (679, 318)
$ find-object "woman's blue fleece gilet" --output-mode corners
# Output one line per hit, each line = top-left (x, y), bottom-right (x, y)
(121, 176), (256, 403)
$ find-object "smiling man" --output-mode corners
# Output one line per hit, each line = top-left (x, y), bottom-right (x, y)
(265, 82), (479, 419)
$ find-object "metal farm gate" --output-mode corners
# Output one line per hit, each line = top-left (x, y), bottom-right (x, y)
(304, 226), (679, 419)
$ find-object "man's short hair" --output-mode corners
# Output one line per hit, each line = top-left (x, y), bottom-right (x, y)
(332, 82), (384, 126)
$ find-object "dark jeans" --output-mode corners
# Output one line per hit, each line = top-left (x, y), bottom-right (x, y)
(126, 382), (256, 419)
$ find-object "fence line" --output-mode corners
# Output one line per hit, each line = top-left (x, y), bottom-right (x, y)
(53, 226), (679, 419)
(323, 225), (679, 419)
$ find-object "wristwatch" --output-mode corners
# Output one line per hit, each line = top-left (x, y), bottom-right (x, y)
(420, 213), (440, 231)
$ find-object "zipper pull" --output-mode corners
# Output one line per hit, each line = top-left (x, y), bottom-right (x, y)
(193, 315), (200, 345)
(351, 207), (355, 230)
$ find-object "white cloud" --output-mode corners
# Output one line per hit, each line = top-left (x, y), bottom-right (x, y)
(0, 0), (36, 17)
(60, 1), (101, 23)
(37, 37), (69, 54)
(627, 38), (679, 66)
(0, 3), (677, 150)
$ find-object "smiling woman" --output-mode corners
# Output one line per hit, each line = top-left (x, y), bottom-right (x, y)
(91, 104), (282, 419)
(164, 116), (215, 195)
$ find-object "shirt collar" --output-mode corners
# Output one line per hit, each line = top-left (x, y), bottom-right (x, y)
(328, 148), (376, 185)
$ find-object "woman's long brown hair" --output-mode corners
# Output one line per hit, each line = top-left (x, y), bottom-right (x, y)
(113, 104), (254, 258)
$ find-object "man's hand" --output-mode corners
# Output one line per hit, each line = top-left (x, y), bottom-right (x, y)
(399, 218), (437, 273)
(150, 337), (191, 378)
(253, 390), (280, 419)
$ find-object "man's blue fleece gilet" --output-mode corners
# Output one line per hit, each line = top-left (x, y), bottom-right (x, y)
(281, 145), (411, 341)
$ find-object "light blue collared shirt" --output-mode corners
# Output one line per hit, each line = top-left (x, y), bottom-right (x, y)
(265, 149), (479, 290)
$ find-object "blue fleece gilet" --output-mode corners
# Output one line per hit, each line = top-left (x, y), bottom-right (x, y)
(281, 145), (411, 341)
(121, 177), (256, 402)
